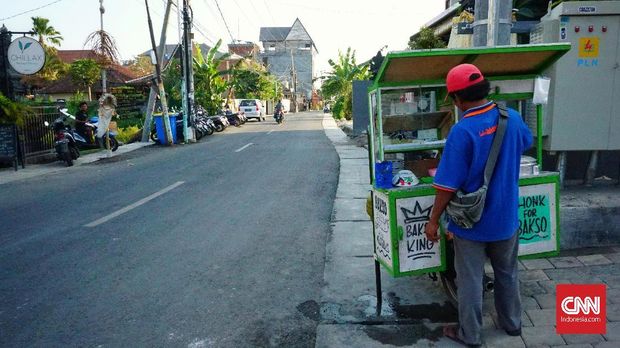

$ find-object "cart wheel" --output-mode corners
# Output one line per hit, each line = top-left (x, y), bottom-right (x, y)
(440, 240), (458, 306)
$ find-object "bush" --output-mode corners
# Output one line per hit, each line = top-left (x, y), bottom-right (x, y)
(0, 93), (31, 125)
(115, 125), (141, 144)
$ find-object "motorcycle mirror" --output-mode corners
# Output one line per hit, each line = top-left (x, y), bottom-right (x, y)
(44, 121), (50, 126)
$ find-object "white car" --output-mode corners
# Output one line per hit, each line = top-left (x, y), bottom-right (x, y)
(239, 99), (265, 121)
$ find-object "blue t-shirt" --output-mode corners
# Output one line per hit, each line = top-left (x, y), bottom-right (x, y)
(433, 101), (533, 242)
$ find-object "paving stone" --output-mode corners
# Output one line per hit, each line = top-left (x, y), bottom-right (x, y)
(603, 252), (620, 263)
(482, 327), (526, 348)
(601, 275), (620, 289)
(521, 270), (551, 282)
(519, 261), (527, 271)
(526, 309), (556, 327)
(594, 342), (620, 348)
(607, 288), (620, 304)
(544, 268), (591, 282)
(523, 296), (543, 310)
(603, 322), (620, 341)
(553, 345), (593, 348)
(562, 334), (605, 345)
(607, 303), (620, 322)
(521, 326), (566, 347)
(522, 259), (556, 270)
(538, 280), (559, 294)
(521, 281), (549, 297)
(534, 294), (557, 309)
(549, 257), (584, 269)
(483, 313), (497, 329)
(577, 255), (613, 266)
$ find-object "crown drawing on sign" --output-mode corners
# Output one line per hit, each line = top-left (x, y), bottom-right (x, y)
(401, 201), (432, 224)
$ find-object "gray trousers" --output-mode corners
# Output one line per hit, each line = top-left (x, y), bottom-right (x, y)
(454, 231), (521, 345)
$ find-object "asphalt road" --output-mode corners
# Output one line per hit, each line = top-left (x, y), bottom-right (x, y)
(0, 111), (339, 347)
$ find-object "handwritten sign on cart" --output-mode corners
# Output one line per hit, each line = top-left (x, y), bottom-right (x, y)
(518, 183), (558, 256)
(373, 191), (392, 266)
(396, 196), (442, 273)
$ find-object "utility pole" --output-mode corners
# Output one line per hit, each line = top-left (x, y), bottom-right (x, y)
(99, 0), (107, 93)
(145, 0), (174, 145)
(141, 0), (173, 143)
(473, 0), (512, 47)
(290, 49), (297, 113)
(181, 0), (195, 143)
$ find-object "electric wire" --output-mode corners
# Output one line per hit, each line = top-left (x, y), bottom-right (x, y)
(213, 0), (235, 42)
(0, 0), (65, 21)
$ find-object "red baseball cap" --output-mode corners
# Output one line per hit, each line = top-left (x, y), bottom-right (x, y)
(446, 64), (485, 93)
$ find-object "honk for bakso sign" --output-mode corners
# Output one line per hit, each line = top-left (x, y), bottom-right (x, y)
(7, 37), (45, 75)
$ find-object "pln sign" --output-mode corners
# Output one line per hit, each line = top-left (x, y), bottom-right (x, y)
(7, 37), (45, 75)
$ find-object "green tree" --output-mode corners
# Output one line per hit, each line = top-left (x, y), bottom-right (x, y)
(408, 27), (446, 50)
(31, 16), (63, 47)
(193, 39), (231, 115)
(126, 55), (154, 77)
(162, 58), (183, 109)
(320, 48), (370, 120)
(232, 60), (282, 101)
(22, 17), (67, 90)
(69, 59), (101, 101)
(21, 46), (68, 90)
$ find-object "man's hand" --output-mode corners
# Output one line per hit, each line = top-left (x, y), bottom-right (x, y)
(425, 220), (440, 242)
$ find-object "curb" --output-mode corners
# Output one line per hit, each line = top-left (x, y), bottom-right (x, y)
(0, 142), (153, 185)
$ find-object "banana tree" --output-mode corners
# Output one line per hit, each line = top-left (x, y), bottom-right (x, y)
(320, 48), (370, 120)
(193, 40), (232, 115)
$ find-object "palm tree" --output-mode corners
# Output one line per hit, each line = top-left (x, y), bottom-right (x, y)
(31, 17), (63, 47)
(320, 48), (370, 120)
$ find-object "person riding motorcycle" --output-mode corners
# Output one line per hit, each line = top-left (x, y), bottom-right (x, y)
(274, 100), (284, 121)
(74, 102), (94, 144)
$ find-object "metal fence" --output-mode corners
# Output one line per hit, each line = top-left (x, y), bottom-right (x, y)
(20, 105), (57, 159)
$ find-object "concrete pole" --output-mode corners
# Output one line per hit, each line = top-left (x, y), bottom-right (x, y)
(99, 0), (107, 93)
(145, 0), (173, 145)
(141, 0), (173, 143)
(473, 0), (512, 47)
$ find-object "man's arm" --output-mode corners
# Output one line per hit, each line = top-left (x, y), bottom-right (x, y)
(424, 189), (454, 242)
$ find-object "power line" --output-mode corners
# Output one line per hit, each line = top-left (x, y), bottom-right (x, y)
(213, 0), (234, 42)
(262, 0), (276, 25)
(0, 0), (65, 21)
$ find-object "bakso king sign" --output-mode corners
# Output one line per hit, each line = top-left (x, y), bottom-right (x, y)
(7, 37), (45, 75)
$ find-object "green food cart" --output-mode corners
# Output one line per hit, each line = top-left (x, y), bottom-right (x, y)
(368, 44), (571, 283)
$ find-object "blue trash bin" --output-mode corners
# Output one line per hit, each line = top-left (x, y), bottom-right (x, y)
(154, 114), (177, 145)
(375, 161), (393, 189)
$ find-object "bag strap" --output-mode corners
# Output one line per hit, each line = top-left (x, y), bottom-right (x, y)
(483, 104), (509, 186)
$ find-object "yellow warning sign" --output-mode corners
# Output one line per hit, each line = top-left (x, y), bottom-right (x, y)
(579, 37), (599, 58)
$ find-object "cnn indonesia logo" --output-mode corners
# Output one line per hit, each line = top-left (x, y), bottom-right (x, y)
(556, 284), (606, 334)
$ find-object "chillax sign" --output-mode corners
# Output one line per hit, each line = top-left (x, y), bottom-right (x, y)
(7, 37), (45, 75)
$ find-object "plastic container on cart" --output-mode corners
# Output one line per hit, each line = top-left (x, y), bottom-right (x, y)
(153, 114), (177, 145)
(375, 161), (393, 189)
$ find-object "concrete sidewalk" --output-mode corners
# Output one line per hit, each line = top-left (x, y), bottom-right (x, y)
(318, 115), (620, 347)
(0, 142), (152, 185)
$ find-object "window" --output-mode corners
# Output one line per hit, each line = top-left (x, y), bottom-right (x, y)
(268, 44), (276, 51)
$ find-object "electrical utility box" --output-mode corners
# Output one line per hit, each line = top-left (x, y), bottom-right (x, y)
(530, 1), (620, 151)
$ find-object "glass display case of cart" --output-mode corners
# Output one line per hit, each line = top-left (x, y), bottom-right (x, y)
(371, 86), (454, 182)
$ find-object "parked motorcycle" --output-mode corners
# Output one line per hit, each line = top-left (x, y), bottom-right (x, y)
(45, 113), (79, 167)
(208, 115), (229, 132)
(194, 115), (215, 138)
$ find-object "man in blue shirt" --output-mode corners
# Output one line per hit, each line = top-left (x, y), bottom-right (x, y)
(425, 64), (533, 347)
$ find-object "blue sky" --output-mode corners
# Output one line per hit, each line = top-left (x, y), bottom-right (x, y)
(2, 0), (444, 72)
